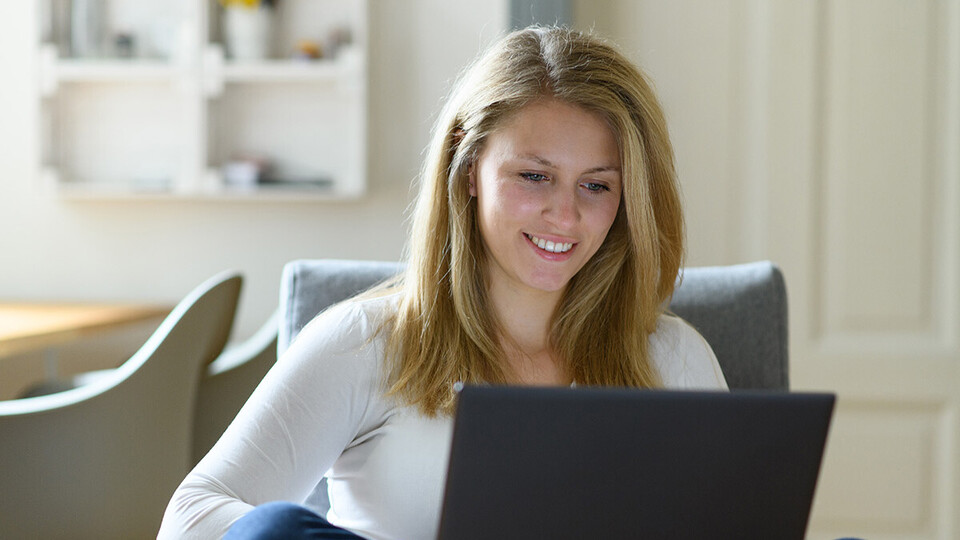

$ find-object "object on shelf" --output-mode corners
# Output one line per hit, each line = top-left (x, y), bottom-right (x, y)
(259, 177), (333, 190)
(325, 25), (353, 58)
(222, 155), (271, 188)
(219, 0), (276, 7)
(221, 0), (277, 61)
(70, 0), (104, 58)
(113, 33), (136, 58)
(48, 0), (73, 53)
(292, 40), (322, 61)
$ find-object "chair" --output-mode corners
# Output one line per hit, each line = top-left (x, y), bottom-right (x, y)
(278, 259), (789, 390)
(192, 309), (279, 464)
(0, 271), (242, 539)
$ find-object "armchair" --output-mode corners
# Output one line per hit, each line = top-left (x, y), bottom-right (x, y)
(0, 271), (242, 539)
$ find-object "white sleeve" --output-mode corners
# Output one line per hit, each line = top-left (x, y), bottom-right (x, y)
(649, 315), (729, 390)
(158, 301), (388, 539)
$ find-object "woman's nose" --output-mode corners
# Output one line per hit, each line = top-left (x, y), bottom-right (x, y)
(544, 186), (579, 227)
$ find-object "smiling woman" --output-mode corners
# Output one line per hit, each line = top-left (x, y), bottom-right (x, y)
(160, 25), (727, 540)
(392, 25), (697, 405)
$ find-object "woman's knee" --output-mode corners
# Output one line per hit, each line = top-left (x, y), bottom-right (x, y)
(224, 502), (335, 540)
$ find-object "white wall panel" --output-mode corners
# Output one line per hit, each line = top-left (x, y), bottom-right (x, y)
(817, 0), (937, 340)
(811, 401), (948, 537)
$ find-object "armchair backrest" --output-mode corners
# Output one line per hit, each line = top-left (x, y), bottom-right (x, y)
(279, 259), (401, 354)
(669, 262), (788, 390)
(279, 259), (788, 391)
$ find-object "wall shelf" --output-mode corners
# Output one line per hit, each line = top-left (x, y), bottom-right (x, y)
(38, 0), (368, 201)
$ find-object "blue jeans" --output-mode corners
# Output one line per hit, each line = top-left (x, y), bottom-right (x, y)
(224, 502), (365, 539)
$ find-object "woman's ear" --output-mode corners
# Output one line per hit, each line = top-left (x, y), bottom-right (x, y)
(467, 162), (477, 197)
(453, 128), (477, 197)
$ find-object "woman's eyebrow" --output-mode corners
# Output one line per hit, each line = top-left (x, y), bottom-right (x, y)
(515, 153), (556, 168)
(514, 154), (621, 174)
(583, 165), (621, 174)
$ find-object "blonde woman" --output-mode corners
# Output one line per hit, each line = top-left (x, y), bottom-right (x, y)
(159, 25), (727, 540)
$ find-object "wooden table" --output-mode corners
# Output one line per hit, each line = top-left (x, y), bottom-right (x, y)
(0, 302), (171, 359)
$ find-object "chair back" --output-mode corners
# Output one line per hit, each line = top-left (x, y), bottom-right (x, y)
(279, 259), (401, 354)
(0, 271), (242, 539)
(669, 262), (788, 390)
(279, 259), (788, 390)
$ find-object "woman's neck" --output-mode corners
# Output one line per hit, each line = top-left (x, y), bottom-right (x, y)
(487, 278), (570, 385)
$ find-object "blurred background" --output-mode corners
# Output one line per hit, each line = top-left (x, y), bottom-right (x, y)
(1, 1), (958, 538)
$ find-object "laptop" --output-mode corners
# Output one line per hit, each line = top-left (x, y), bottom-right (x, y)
(437, 386), (835, 540)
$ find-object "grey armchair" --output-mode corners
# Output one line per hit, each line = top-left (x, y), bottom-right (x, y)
(279, 259), (789, 391)
(0, 271), (242, 539)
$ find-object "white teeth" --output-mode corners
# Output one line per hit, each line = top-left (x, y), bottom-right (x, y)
(527, 234), (573, 253)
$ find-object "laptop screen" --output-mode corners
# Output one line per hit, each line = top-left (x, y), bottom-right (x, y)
(437, 386), (835, 540)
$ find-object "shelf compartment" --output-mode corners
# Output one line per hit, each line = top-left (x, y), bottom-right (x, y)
(43, 82), (190, 190)
(207, 81), (365, 198)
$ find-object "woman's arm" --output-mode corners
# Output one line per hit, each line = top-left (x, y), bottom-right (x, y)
(159, 301), (389, 539)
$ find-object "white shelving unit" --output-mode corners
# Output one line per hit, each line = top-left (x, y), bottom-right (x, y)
(38, 0), (367, 201)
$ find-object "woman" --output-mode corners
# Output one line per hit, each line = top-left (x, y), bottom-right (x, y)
(159, 25), (727, 540)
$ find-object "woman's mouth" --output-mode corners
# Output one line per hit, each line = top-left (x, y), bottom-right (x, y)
(525, 233), (574, 254)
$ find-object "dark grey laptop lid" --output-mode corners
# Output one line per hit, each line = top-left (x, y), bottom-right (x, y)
(437, 386), (835, 540)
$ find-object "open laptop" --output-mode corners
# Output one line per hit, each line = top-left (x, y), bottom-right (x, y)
(437, 386), (835, 540)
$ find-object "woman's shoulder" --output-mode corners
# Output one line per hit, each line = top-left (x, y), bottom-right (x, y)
(303, 291), (401, 335)
(285, 291), (401, 361)
(649, 313), (728, 390)
(650, 313), (703, 345)
(330, 288), (402, 316)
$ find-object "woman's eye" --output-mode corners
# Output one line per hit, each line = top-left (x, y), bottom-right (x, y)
(520, 172), (548, 182)
(583, 182), (610, 193)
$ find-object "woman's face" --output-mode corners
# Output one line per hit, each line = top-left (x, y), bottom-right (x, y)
(470, 98), (622, 300)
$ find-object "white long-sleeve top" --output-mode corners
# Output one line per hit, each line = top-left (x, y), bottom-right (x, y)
(158, 292), (728, 540)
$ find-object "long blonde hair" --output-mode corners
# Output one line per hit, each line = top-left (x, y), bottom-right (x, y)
(384, 26), (684, 415)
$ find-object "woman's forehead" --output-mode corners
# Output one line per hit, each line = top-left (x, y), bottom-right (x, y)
(479, 99), (621, 169)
